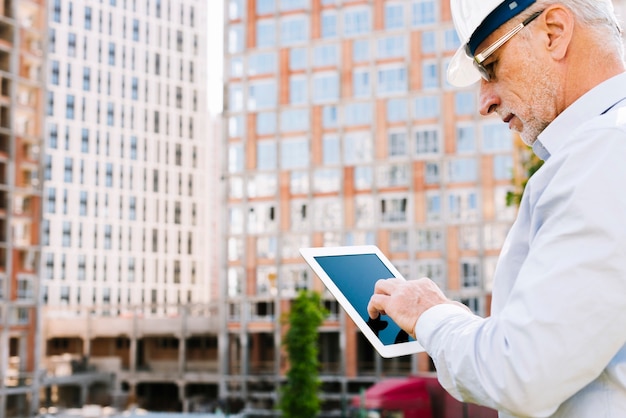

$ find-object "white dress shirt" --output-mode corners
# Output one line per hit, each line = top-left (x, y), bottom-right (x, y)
(415, 72), (626, 417)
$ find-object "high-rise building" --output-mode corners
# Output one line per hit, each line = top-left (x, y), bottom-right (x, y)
(221, 0), (519, 414)
(41, 0), (216, 411)
(0, 0), (46, 416)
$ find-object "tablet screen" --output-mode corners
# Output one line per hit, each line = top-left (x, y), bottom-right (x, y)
(314, 253), (414, 346)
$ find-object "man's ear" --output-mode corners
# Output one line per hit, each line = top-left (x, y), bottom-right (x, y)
(542, 5), (574, 60)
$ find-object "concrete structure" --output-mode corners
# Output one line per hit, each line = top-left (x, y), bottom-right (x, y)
(220, 0), (518, 414)
(41, 0), (217, 412)
(0, 0), (46, 415)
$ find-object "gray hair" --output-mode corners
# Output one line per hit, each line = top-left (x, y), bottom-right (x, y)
(535, 0), (625, 60)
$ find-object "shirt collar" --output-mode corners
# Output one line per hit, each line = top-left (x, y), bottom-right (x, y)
(533, 71), (626, 160)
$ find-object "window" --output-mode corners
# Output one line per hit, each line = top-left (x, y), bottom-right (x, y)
(455, 92), (475, 115)
(412, 0), (436, 26)
(323, 135), (340, 165)
(48, 124), (58, 149)
(313, 44), (338, 67)
(62, 221), (72, 247)
(280, 109), (309, 132)
(257, 112), (276, 135)
(289, 76), (307, 104)
(378, 164), (409, 188)
(322, 106), (338, 128)
(344, 132), (372, 164)
(248, 52), (277, 75)
(354, 166), (373, 190)
(426, 192), (441, 221)
(81, 128), (89, 152)
(390, 230), (409, 252)
(447, 189), (478, 220)
(421, 30), (436, 53)
(79, 191), (87, 216)
(314, 169), (340, 193)
(228, 24), (244, 53)
(228, 143), (244, 173)
(483, 124), (512, 152)
(68, 33), (77, 56)
(64, 157), (73, 182)
(289, 48), (307, 70)
(248, 81), (277, 110)
(461, 260), (480, 288)
(353, 69), (370, 98)
(425, 161), (440, 184)
(66, 95), (75, 119)
(53, 0), (62, 22)
(353, 39), (370, 62)
(444, 28), (460, 51)
(388, 132), (407, 157)
(257, 141), (277, 170)
(456, 125), (476, 153)
(377, 66), (407, 95)
(257, 0), (275, 14)
(447, 158), (477, 182)
(380, 196), (408, 223)
(493, 155), (513, 180)
(133, 19), (139, 41)
(344, 102), (371, 126)
(385, 3), (404, 29)
(321, 11), (337, 38)
(51, 61), (60, 85)
(312, 73), (339, 103)
(256, 20), (275, 47)
(414, 96), (439, 119)
(344, 7), (370, 36)
(108, 42), (116, 65)
(377, 36), (405, 59)
(280, 16), (308, 45)
(415, 128), (440, 155)
(417, 228), (443, 251)
(422, 61), (438, 89)
(46, 188), (56, 213)
(281, 138), (309, 169)
(83, 67), (91, 90)
(387, 98), (407, 122)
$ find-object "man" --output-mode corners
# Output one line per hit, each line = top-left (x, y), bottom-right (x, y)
(367, 0), (626, 416)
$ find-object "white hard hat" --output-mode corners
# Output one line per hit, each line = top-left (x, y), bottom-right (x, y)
(448, 0), (536, 87)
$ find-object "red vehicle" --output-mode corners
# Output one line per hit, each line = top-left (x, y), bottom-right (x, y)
(350, 374), (498, 418)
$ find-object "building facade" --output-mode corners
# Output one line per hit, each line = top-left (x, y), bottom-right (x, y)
(221, 0), (519, 414)
(0, 0), (46, 416)
(40, 0), (216, 411)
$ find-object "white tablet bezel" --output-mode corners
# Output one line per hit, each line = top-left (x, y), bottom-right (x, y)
(300, 245), (425, 358)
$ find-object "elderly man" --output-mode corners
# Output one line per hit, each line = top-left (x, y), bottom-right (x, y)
(367, 0), (626, 416)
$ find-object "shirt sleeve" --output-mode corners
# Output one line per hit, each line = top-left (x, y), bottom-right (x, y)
(414, 126), (626, 417)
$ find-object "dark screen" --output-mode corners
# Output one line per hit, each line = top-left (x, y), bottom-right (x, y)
(314, 253), (412, 346)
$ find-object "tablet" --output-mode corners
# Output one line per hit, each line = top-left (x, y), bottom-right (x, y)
(299, 245), (425, 358)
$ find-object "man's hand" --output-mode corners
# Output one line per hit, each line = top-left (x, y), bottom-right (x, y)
(367, 277), (468, 339)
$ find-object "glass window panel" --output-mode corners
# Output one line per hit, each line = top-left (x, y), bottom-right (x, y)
(256, 112), (276, 135)
(257, 141), (277, 170)
(289, 48), (307, 70)
(323, 135), (340, 165)
(387, 99), (407, 122)
(281, 138), (309, 169)
(353, 39), (370, 62)
(344, 132), (372, 164)
(456, 126), (476, 153)
(354, 166), (373, 190)
(384, 3), (404, 29)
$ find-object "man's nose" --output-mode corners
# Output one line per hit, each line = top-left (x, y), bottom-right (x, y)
(479, 80), (499, 116)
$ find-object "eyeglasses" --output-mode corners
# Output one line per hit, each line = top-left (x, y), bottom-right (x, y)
(468, 10), (544, 82)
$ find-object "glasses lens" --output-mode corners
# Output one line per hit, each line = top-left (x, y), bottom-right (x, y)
(473, 60), (490, 82)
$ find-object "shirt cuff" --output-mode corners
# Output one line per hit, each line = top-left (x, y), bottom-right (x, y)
(415, 303), (471, 349)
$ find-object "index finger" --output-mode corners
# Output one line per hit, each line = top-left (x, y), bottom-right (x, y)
(372, 277), (404, 295)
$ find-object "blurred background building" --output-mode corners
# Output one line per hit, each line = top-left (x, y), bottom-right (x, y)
(221, 0), (519, 414)
(39, 0), (220, 413)
(0, 0), (46, 415)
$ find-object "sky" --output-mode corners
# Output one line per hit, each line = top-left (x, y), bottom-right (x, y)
(207, 0), (224, 115)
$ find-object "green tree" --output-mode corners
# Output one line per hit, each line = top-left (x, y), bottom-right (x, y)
(279, 290), (329, 418)
(506, 148), (544, 207)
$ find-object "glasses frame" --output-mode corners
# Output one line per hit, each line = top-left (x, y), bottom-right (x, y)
(468, 10), (544, 82)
